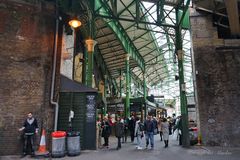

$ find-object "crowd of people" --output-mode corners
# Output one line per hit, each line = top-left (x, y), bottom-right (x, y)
(96, 113), (183, 150)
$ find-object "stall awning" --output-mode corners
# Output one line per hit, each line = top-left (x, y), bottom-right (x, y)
(60, 75), (97, 92)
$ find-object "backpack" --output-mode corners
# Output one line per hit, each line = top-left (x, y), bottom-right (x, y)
(139, 122), (144, 131)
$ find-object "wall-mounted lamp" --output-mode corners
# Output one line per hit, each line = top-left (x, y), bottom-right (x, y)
(68, 19), (82, 28)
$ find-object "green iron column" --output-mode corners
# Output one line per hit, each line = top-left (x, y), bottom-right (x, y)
(143, 73), (147, 100)
(120, 70), (122, 98)
(83, 47), (88, 85)
(104, 75), (108, 116)
(129, 72), (132, 97)
(143, 72), (147, 120)
(85, 39), (97, 87)
(125, 54), (130, 118)
(176, 7), (190, 147)
(86, 0), (96, 87)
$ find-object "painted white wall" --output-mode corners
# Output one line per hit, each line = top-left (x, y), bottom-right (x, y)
(60, 26), (74, 79)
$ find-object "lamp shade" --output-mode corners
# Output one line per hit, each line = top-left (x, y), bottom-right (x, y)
(85, 39), (97, 52)
(68, 19), (81, 28)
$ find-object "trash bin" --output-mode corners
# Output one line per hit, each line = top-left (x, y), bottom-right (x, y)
(67, 131), (81, 156)
(51, 131), (66, 158)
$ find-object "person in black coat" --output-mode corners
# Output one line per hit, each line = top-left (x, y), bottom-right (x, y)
(122, 117), (129, 143)
(128, 115), (136, 142)
(115, 117), (124, 149)
(19, 112), (39, 157)
(101, 116), (111, 147)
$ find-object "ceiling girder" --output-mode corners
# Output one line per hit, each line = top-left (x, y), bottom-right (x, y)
(96, 31), (115, 39)
(98, 39), (119, 45)
(98, 43), (122, 50)
(95, 0), (145, 71)
(107, 61), (136, 68)
(102, 52), (126, 59)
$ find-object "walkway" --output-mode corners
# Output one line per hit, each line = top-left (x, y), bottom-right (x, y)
(1, 133), (240, 160)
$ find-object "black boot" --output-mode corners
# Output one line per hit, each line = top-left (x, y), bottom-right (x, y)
(166, 140), (168, 147)
(164, 140), (167, 148)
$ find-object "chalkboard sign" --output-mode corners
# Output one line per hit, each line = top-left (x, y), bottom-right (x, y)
(107, 104), (116, 112)
(86, 95), (96, 122)
(85, 93), (96, 149)
(116, 103), (124, 111)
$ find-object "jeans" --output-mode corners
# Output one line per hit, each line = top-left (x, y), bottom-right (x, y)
(136, 134), (142, 147)
(23, 134), (35, 154)
(145, 132), (154, 148)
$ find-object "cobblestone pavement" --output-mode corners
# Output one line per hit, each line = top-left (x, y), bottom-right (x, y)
(1, 133), (240, 160)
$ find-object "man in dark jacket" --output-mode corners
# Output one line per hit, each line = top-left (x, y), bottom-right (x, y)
(19, 112), (39, 157)
(144, 115), (154, 149)
(128, 115), (136, 142)
(101, 116), (111, 148)
(115, 117), (124, 150)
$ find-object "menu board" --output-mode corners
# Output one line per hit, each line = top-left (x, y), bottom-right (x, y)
(86, 94), (96, 122)
(116, 103), (124, 111)
(107, 103), (124, 113)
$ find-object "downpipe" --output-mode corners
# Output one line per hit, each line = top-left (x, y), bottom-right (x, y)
(51, 1), (59, 131)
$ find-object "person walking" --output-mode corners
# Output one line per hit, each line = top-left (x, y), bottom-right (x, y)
(115, 116), (124, 150)
(158, 117), (163, 141)
(19, 112), (39, 157)
(174, 115), (183, 145)
(122, 117), (129, 143)
(161, 118), (170, 148)
(101, 116), (111, 148)
(153, 117), (158, 135)
(134, 117), (144, 150)
(167, 116), (173, 135)
(128, 115), (136, 143)
(144, 115), (154, 149)
(96, 117), (102, 148)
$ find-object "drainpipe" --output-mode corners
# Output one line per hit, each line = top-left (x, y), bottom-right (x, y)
(51, 1), (59, 131)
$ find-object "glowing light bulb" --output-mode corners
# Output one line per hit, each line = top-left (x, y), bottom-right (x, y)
(68, 19), (81, 28)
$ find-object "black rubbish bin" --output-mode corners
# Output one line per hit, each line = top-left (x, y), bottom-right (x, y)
(67, 131), (81, 156)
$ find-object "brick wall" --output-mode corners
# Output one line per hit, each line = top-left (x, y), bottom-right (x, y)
(0, 0), (56, 155)
(190, 8), (240, 147)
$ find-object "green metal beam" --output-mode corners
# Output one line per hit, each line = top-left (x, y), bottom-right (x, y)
(178, 0), (190, 28)
(83, 47), (88, 85)
(104, 75), (107, 116)
(95, 0), (145, 72)
(120, 69), (122, 97)
(117, 0), (136, 18)
(125, 55), (130, 118)
(157, 0), (165, 23)
(130, 71), (143, 86)
(175, 7), (190, 147)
